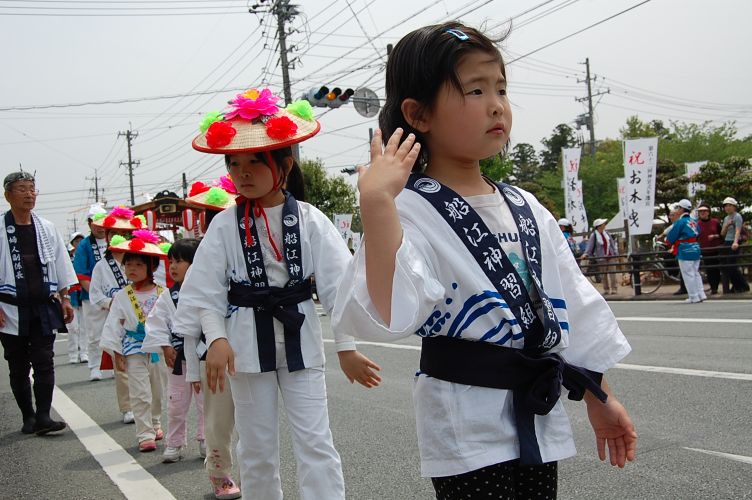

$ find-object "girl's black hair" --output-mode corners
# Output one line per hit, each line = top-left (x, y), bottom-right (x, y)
(122, 252), (160, 280)
(167, 238), (200, 264)
(224, 146), (305, 201)
(379, 22), (508, 170)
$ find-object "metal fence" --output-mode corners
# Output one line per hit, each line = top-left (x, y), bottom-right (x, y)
(578, 243), (751, 296)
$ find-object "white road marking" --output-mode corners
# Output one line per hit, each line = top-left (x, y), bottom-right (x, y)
(615, 316), (752, 324)
(52, 386), (176, 500)
(325, 340), (752, 381)
(684, 447), (752, 465)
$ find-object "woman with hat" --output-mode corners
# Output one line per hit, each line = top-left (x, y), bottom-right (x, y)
(665, 199), (705, 303)
(720, 197), (749, 293)
(100, 229), (170, 452)
(557, 217), (578, 256)
(176, 87), (381, 499)
(582, 218), (620, 295)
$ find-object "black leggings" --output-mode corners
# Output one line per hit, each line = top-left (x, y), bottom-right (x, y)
(432, 460), (558, 500)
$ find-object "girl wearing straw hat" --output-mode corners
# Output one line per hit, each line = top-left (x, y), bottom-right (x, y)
(177, 87), (381, 500)
(100, 229), (171, 452)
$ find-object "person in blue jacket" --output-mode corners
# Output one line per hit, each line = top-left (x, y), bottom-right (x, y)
(666, 199), (706, 303)
(72, 204), (108, 379)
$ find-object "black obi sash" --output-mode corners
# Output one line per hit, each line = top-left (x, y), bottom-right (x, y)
(229, 192), (309, 372)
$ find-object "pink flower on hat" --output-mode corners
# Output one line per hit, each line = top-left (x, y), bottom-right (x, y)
(110, 206), (135, 219)
(131, 229), (160, 244)
(212, 174), (238, 194)
(225, 88), (280, 121)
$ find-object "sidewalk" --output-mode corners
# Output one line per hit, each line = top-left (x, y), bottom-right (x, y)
(598, 281), (752, 301)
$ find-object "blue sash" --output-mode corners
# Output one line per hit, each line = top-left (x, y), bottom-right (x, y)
(3, 211), (63, 336)
(233, 192), (307, 372)
(406, 175), (561, 351)
(106, 252), (126, 288)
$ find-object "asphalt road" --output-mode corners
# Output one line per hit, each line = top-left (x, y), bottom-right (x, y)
(1, 299), (750, 500)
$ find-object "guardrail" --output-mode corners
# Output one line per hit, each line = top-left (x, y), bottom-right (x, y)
(578, 243), (751, 296)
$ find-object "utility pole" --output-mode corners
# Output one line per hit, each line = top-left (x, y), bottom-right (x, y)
(86, 168), (103, 203)
(118, 127), (139, 205)
(575, 58), (609, 162)
(182, 172), (188, 199)
(250, 0), (299, 156)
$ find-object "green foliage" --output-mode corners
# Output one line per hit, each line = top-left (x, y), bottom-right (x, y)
(480, 154), (514, 182)
(300, 158), (357, 220)
(693, 157), (752, 216)
(539, 124), (576, 172)
(510, 143), (540, 183)
(654, 159), (688, 220)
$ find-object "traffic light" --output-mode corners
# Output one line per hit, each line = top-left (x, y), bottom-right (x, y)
(304, 86), (355, 108)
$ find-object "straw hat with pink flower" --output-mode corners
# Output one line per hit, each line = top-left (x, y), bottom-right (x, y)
(108, 229), (171, 258)
(192, 88), (320, 154)
(186, 174), (238, 211)
(91, 206), (148, 231)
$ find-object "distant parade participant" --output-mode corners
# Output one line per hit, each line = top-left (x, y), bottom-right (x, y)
(0, 171), (77, 435)
(67, 231), (88, 364)
(174, 179), (242, 499)
(89, 208), (149, 424)
(666, 200), (705, 304)
(177, 87), (381, 499)
(557, 217), (578, 256)
(143, 238), (206, 465)
(72, 203), (108, 378)
(100, 230), (168, 452)
(720, 196), (750, 294)
(582, 218), (620, 295)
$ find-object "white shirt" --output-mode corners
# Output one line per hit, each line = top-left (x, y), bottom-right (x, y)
(100, 286), (161, 355)
(332, 186), (631, 477)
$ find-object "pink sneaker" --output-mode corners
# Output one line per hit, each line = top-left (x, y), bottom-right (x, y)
(139, 439), (157, 452)
(154, 428), (164, 441)
(210, 476), (241, 500)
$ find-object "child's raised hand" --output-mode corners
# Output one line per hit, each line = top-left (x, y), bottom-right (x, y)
(337, 350), (382, 388)
(586, 397), (637, 468)
(206, 338), (235, 394)
(358, 128), (420, 203)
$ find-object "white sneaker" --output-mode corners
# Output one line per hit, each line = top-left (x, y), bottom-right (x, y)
(79, 354), (89, 364)
(69, 357), (79, 364)
(162, 446), (184, 463)
(89, 368), (102, 381)
(122, 411), (135, 424)
(199, 440), (207, 458)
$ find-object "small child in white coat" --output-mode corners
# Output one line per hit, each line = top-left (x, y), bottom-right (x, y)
(100, 231), (168, 452)
(143, 238), (206, 463)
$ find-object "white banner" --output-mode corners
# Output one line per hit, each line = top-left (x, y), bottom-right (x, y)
(333, 214), (353, 241)
(351, 232), (362, 253)
(624, 137), (658, 235)
(686, 161), (707, 198)
(566, 179), (588, 234)
(562, 147), (581, 184)
(617, 177), (628, 221)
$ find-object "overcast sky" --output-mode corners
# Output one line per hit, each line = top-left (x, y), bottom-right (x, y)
(1, 0), (749, 235)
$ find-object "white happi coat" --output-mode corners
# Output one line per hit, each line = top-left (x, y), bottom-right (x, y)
(332, 187), (631, 478)
(89, 257), (125, 308)
(0, 212), (77, 336)
(143, 289), (177, 354)
(176, 201), (356, 374)
(100, 286), (161, 356)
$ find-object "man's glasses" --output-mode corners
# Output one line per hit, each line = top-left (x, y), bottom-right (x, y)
(12, 187), (39, 195)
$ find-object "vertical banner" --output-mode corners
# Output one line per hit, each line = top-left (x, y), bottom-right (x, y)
(617, 177), (628, 221)
(333, 214), (353, 241)
(351, 232), (362, 253)
(562, 148), (583, 232)
(686, 161), (707, 198)
(623, 138), (658, 235)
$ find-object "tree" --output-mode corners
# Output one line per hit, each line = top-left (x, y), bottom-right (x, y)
(300, 158), (357, 220)
(654, 159), (688, 220)
(539, 124), (576, 172)
(694, 157), (752, 217)
(480, 154), (513, 182)
(510, 143), (540, 183)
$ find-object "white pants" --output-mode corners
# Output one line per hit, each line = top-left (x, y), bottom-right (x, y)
(679, 259), (706, 302)
(200, 360), (236, 478)
(84, 300), (109, 369)
(126, 354), (165, 442)
(67, 305), (88, 362)
(229, 346), (345, 500)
